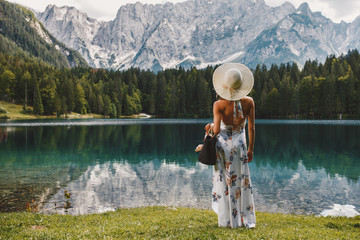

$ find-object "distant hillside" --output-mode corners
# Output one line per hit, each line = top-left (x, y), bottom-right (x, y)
(0, 0), (87, 68)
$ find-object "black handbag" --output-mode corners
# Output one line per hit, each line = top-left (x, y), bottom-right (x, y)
(198, 132), (217, 165)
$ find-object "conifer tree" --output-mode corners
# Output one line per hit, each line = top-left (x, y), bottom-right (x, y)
(74, 82), (87, 114)
(33, 83), (43, 115)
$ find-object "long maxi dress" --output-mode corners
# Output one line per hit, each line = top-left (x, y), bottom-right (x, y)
(211, 100), (256, 228)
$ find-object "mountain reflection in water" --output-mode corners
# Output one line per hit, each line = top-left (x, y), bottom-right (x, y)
(0, 119), (359, 215)
(42, 160), (211, 214)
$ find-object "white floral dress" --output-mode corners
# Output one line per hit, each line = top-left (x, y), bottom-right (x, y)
(212, 100), (256, 228)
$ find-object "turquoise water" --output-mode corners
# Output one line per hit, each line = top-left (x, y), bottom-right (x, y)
(0, 119), (359, 215)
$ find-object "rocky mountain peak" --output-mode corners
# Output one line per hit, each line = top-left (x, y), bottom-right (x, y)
(36, 0), (360, 71)
(297, 2), (312, 17)
(279, 1), (295, 10)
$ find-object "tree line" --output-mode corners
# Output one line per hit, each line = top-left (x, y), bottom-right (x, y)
(0, 0), (87, 69)
(252, 50), (360, 118)
(0, 49), (360, 119)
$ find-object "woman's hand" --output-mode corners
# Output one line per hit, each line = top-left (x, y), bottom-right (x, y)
(246, 149), (253, 162)
(195, 144), (203, 152)
(205, 123), (214, 135)
(205, 123), (211, 132)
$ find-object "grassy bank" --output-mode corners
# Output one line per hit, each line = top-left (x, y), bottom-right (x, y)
(1, 207), (359, 239)
(0, 101), (36, 120)
(0, 101), (102, 120)
(0, 101), (151, 120)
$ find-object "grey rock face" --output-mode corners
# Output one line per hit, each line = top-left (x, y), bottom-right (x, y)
(36, 0), (360, 71)
(37, 4), (104, 67)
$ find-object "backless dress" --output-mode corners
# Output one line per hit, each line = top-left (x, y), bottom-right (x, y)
(211, 100), (256, 228)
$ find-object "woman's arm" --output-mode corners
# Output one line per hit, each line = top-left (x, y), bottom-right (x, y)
(247, 98), (255, 162)
(212, 101), (221, 135)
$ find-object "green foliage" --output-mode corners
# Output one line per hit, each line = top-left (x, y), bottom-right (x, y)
(33, 83), (43, 115)
(0, 207), (359, 239)
(74, 83), (87, 114)
(0, 45), (360, 118)
(109, 103), (117, 118)
(0, 69), (15, 101)
(252, 50), (360, 118)
(0, 0), (87, 68)
(103, 95), (111, 116)
(0, 0), (359, 119)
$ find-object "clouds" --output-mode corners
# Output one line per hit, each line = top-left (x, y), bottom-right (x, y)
(317, 0), (360, 22)
(57, 0), (187, 21)
(8, 0), (360, 23)
(264, 0), (360, 23)
(8, 0), (186, 21)
(9, 0), (121, 20)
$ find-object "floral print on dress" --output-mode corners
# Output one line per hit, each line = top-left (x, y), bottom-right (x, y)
(212, 192), (221, 202)
(211, 100), (256, 229)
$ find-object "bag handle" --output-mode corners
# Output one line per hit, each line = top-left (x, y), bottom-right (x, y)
(205, 123), (215, 139)
(208, 126), (215, 138)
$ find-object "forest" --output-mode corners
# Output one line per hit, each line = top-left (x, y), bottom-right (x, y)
(0, 49), (360, 119)
(0, 0), (88, 69)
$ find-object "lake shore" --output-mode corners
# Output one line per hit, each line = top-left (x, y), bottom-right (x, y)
(1, 101), (354, 121)
(1, 104), (360, 239)
(0, 100), (153, 120)
(1, 206), (359, 239)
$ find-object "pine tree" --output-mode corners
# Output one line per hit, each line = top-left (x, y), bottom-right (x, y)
(109, 103), (117, 118)
(74, 82), (87, 114)
(103, 95), (111, 117)
(0, 70), (15, 101)
(33, 83), (43, 115)
(22, 71), (31, 108)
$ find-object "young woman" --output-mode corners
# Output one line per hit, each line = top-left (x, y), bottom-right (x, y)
(208, 63), (256, 228)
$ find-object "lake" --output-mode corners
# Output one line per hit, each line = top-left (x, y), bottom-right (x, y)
(0, 119), (359, 216)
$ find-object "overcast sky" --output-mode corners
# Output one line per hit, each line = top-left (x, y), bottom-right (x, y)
(7, 0), (360, 23)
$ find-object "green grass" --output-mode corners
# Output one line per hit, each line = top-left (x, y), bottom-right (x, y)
(1, 207), (359, 239)
(0, 101), (103, 120)
(0, 101), (36, 120)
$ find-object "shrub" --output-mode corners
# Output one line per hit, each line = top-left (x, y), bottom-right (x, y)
(0, 107), (7, 114)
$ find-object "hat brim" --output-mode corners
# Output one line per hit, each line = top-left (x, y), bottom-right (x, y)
(213, 63), (254, 101)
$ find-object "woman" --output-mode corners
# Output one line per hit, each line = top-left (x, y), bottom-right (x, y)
(208, 63), (256, 228)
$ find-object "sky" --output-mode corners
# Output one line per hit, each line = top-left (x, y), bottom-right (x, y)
(7, 0), (360, 23)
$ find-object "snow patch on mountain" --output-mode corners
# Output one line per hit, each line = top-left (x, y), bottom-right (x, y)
(35, 0), (360, 71)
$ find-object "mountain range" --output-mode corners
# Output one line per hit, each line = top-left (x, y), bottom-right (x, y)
(20, 0), (360, 71)
(0, 0), (87, 68)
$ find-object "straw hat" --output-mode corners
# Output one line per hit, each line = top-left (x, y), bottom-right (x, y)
(212, 63), (254, 101)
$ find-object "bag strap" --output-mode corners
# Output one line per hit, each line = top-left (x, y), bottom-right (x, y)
(208, 126), (215, 138)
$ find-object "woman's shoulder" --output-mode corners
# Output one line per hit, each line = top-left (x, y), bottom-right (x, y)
(241, 96), (254, 102)
(214, 99), (228, 106)
(213, 99), (225, 111)
(240, 97), (255, 114)
(241, 96), (254, 106)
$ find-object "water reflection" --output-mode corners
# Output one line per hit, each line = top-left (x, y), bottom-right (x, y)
(255, 123), (360, 181)
(0, 127), (8, 144)
(42, 160), (212, 215)
(252, 161), (360, 215)
(0, 120), (359, 215)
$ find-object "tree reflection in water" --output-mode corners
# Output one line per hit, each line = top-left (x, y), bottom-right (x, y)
(0, 120), (359, 215)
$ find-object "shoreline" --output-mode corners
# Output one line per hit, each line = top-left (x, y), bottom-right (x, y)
(2, 101), (359, 121)
(1, 206), (359, 239)
(2, 194), (359, 218)
(2, 203), (360, 221)
(0, 101), (153, 120)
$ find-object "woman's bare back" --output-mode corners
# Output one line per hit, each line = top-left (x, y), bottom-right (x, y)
(215, 96), (253, 127)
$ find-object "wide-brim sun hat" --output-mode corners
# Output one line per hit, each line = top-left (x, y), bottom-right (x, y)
(213, 63), (254, 101)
